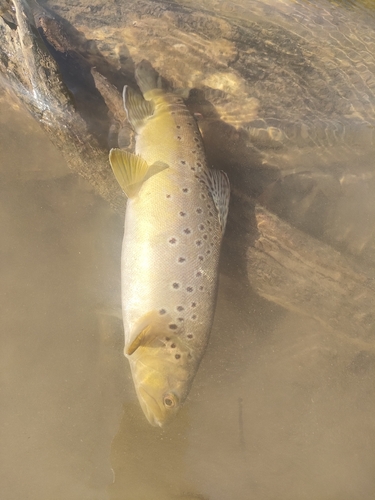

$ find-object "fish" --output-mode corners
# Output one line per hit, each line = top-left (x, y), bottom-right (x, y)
(109, 60), (230, 427)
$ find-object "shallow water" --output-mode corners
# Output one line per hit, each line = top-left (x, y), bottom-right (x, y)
(2, 0), (375, 499)
(2, 99), (375, 500)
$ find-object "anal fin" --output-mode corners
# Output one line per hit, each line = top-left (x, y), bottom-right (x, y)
(109, 149), (168, 198)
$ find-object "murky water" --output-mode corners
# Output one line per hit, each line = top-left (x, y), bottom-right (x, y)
(2, 0), (375, 499)
(0, 95), (126, 499)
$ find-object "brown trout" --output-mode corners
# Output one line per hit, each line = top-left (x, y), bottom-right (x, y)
(109, 61), (230, 427)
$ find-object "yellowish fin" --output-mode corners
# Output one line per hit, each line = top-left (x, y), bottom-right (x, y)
(123, 86), (154, 131)
(125, 310), (171, 356)
(109, 148), (168, 198)
(126, 325), (153, 355)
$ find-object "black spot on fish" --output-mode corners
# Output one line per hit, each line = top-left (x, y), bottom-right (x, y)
(177, 317), (184, 322)
(206, 250), (211, 255)
(171, 343), (176, 348)
(177, 136), (182, 140)
(196, 271), (202, 277)
(183, 228), (191, 234)
(179, 211), (186, 217)
(194, 137), (199, 142)
(186, 286), (193, 292)
(180, 160), (186, 165)
(199, 286), (204, 291)
(196, 240), (202, 246)
(199, 224), (205, 230)
(159, 309), (166, 315)
(182, 188), (189, 193)
(166, 194), (171, 198)
(191, 167), (196, 171)
(200, 194), (206, 200)
(191, 302), (196, 307)
(169, 324), (178, 330)
(165, 337), (170, 341)
(198, 255), (204, 261)
(203, 235), (208, 240)
(172, 282), (180, 289)
(192, 314), (197, 320)
(187, 334), (193, 339)
(177, 305), (184, 311)
(196, 162), (202, 167)
(196, 208), (203, 214)
(178, 257), (186, 263)
(175, 354), (181, 359)
(176, 125), (181, 129)
(169, 237), (177, 244)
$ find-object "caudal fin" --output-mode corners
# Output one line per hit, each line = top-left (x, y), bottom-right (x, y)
(135, 60), (163, 95)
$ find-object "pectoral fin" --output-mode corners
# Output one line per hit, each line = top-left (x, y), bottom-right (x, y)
(125, 311), (169, 355)
(123, 85), (154, 131)
(205, 169), (231, 232)
(109, 149), (168, 198)
(126, 325), (154, 355)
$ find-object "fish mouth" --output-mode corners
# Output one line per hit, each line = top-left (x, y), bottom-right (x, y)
(137, 386), (177, 427)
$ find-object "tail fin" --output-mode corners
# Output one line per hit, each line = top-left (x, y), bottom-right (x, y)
(135, 60), (163, 96)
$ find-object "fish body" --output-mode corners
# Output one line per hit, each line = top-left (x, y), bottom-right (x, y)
(109, 61), (230, 426)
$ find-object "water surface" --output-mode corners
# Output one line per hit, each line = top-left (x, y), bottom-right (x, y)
(1, 0), (375, 498)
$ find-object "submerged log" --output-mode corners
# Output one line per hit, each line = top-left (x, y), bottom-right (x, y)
(1, 0), (375, 347)
(0, 0), (125, 212)
(247, 204), (375, 350)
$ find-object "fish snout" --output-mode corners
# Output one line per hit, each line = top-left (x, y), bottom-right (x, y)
(137, 386), (180, 427)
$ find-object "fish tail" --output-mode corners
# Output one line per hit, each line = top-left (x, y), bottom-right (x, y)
(135, 60), (163, 96)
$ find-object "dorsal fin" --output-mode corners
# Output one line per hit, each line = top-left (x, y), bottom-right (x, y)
(123, 85), (154, 131)
(204, 169), (231, 232)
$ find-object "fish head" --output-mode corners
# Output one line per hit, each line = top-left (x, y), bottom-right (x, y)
(127, 338), (195, 427)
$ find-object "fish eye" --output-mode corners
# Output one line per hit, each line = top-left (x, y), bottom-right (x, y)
(163, 394), (176, 408)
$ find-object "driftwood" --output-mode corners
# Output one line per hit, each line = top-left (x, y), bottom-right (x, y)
(1, 0), (375, 347)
